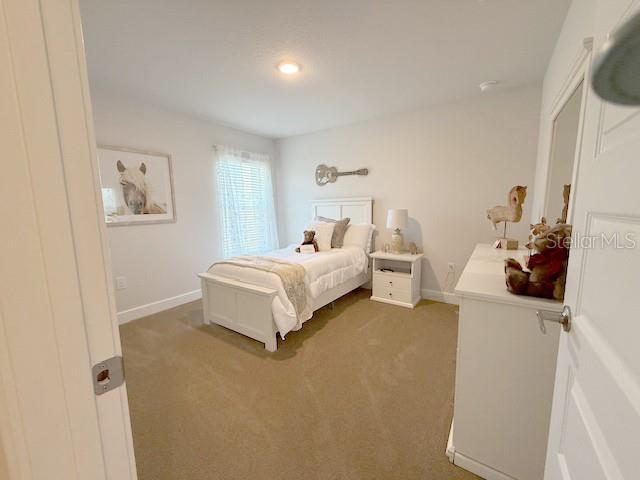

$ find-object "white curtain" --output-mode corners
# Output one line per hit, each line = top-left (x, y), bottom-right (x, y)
(215, 145), (279, 258)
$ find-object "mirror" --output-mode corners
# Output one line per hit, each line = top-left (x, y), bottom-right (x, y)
(544, 81), (583, 224)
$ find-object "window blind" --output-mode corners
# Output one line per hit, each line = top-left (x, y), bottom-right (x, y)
(215, 146), (279, 258)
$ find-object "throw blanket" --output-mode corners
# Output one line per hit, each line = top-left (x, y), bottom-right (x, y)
(212, 255), (311, 322)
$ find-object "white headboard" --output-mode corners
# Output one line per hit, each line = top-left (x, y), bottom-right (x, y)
(311, 197), (373, 224)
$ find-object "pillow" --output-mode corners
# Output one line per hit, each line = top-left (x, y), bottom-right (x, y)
(312, 222), (335, 252)
(314, 216), (351, 248)
(343, 223), (376, 253)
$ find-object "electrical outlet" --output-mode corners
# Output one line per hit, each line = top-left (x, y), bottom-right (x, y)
(444, 263), (456, 293)
(115, 276), (128, 290)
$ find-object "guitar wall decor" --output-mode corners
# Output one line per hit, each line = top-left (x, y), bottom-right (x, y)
(315, 164), (369, 186)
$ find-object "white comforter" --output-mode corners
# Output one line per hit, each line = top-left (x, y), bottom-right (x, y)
(208, 245), (368, 337)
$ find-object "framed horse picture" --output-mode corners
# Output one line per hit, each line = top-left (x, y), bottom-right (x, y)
(97, 145), (176, 226)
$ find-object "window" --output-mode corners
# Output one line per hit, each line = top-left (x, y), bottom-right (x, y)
(215, 146), (279, 258)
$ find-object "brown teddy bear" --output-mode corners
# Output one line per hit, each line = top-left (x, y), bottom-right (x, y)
(295, 230), (318, 252)
(505, 223), (572, 301)
(527, 217), (550, 249)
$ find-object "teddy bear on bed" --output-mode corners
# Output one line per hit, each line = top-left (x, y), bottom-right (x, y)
(295, 230), (319, 252)
(504, 223), (572, 301)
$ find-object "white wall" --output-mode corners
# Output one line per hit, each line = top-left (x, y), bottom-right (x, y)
(531, 0), (596, 221)
(276, 85), (542, 296)
(91, 90), (276, 319)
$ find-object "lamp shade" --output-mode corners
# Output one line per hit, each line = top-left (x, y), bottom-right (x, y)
(386, 209), (408, 230)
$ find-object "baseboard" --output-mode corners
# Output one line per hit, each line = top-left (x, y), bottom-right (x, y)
(117, 289), (202, 324)
(446, 419), (456, 462)
(117, 288), (453, 323)
(451, 451), (517, 480)
(421, 288), (460, 305)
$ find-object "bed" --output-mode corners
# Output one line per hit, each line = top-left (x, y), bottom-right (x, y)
(198, 197), (374, 351)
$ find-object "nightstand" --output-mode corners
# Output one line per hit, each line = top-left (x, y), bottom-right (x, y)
(370, 251), (423, 308)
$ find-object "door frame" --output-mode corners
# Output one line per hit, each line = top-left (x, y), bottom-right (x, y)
(0, 0), (137, 478)
(540, 38), (594, 226)
(537, 37), (595, 478)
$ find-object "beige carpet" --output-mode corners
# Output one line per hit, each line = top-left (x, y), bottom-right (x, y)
(120, 289), (479, 480)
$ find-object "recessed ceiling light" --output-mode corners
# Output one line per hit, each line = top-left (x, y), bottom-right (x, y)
(277, 61), (301, 75)
(479, 80), (500, 92)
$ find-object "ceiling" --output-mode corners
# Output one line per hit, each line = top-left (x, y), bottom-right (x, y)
(80, 0), (570, 139)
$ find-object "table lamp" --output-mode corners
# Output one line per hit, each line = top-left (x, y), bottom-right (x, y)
(386, 209), (408, 253)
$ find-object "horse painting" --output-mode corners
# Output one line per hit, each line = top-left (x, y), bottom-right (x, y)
(116, 160), (167, 214)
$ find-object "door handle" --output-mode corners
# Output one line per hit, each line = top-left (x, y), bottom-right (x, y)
(536, 305), (572, 334)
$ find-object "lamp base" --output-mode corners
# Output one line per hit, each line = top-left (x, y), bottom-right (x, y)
(391, 230), (404, 253)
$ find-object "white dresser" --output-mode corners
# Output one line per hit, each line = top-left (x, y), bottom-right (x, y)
(448, 244), (562, 480)
(370, 251), (423, 308)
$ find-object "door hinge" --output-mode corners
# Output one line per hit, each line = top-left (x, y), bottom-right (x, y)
(92, 356), (125, 395)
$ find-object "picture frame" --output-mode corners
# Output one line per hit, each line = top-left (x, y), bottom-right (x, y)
(97, 144), (176, 226)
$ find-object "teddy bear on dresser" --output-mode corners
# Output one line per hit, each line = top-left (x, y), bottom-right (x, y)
(295, 230), (319, 252)
(504, 223), (572, 301)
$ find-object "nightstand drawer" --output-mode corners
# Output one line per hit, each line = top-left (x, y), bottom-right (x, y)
(373, 273), (412, 291)
(372, 283), (412, 304)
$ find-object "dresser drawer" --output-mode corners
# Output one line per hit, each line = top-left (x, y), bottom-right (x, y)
(372, 283), (412, 304)
(373, 273), (412, 291)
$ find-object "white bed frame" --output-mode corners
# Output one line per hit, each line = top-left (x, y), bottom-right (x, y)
(198, 197), (373, 352)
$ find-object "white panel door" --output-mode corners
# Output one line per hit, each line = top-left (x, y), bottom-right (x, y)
(0, 0), (137, 478)
(544, 1), (640, 479)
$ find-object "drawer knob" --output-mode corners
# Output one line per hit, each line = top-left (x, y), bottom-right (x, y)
(389, 281), (393, 285)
